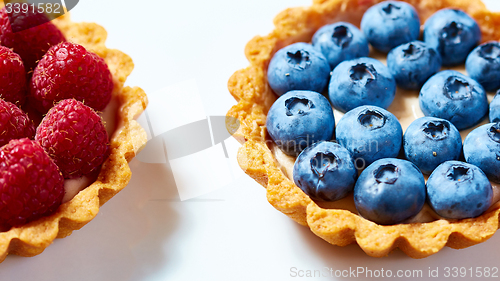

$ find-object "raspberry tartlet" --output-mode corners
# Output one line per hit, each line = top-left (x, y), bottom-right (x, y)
(0, 11), (147, 261)
(227, 0), (500, 258)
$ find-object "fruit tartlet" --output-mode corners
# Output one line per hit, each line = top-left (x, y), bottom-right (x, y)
(0, 9), (147, 261)
(227, 0), (500, 258)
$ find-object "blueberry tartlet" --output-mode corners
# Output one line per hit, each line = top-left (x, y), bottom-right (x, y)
(227, 0), (500, 258)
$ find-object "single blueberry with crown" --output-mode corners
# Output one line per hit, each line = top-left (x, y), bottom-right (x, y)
(266, 90), (335, 156)
(293, 141), (357, 202)
(267, 42), (330, 96)
(426, 161), (493, 219)
(466, 41), (500, 92)
(328, 57), (396, 112)
(335, 105), (402, 168)
(354, 158), (426, 225)
(387, 41), (442, 90)
(360, 1), (420, 53)
(463, 122), (500, 182)
(419, 70), (488, 130)
(491, 91), (500, 122)
(403, 117), (462, 174)
(424, 9), (481, 66)
(312, 22), (369, 69)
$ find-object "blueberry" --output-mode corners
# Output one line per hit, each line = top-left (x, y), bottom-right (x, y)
(354, 158), (426, 225)
(266, 90), (335, 156)
(466, 42), (500, 92)
(293, 141), (357, 201)
(328, 57), (396, 112)
(336, 105), (402, 168)
(403, 117), (462, 174)
(463, 123), (500, 182)
(491, 91), (500, 122)
(360, 1), (420, 53)
(424, 9), (481, 66)
(312, 22), (369, 69)
(426, 161), (493, 219)
(387, 41), (442, 90)
(267, 43), (330, 96)
(419, 70), (488, 130)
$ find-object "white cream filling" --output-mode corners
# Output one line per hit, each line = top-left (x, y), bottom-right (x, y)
(272, 49), (500, 223)
(62, 176), (93, 203)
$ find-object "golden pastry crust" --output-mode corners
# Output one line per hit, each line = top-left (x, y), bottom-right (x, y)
(0, 13), (148, 261)
(227, 0), (500, 258)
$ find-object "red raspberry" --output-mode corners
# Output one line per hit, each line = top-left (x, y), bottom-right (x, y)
(0, 46), (27, 106)
(0, 7), (66, 71)
(0, 99), (35, 147)
(0, 138), (64, 230)
(36, 99), (109, 179)
(30, 42), (113, 113)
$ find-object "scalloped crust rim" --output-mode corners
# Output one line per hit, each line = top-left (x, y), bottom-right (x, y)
(227, 0), (500, 258)
(0, 12), (148, 262)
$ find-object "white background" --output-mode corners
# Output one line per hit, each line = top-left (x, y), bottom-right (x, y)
(2, 0), (500, 280)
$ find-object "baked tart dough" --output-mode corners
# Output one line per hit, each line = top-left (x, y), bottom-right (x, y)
(227, 0), (500, 258)
(0, 12), (148, 261)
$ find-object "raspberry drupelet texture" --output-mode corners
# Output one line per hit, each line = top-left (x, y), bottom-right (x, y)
(36, 99), (109, 179)
(0, 138), (64, 230)
(30, 42), (113, 113)
(0, 46), (27, 106)
(0, 7), (65, 72)
(0, 99), (35, 147)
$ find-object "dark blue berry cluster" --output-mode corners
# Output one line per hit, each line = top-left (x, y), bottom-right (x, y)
(266, 1), (499, 225)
